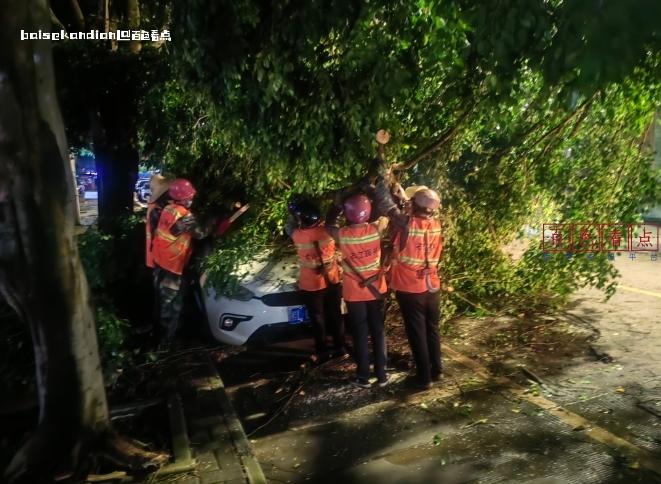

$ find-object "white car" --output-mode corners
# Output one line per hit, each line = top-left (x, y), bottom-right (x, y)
(198, 253), (313, 345)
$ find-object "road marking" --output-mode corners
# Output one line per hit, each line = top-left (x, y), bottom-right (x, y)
(442, 344), (661, 478)
(618, 285), (661, 299)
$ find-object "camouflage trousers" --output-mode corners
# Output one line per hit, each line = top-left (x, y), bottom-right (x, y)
(154, 267), (184, 342)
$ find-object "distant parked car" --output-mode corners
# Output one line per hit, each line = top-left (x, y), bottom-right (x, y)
(196, 251), (313, 346)
(139, 185), (152, 202)
(135, 179), (150, 202)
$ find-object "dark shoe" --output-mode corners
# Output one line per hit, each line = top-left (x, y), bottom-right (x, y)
(350, 378), (371, 389)
(309, 352), (326, 365)
(375, 375), (391, 388)
(332, 347), (350, 360)
(431, 373), (442, 383)
(404, 376), (432, 391)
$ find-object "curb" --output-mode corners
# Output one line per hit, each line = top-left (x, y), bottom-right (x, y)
(206, 355), (267, 484)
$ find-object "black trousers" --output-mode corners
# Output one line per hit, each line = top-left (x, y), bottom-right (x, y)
(302, 283), (345, 354)
(395, 291), (442, 385)
(347, 299), (387, 380)
(153, 266), (185, 343)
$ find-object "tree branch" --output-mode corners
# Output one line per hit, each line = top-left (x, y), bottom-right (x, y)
(69, 0), (85, 30)
(537, 95), (596, 161)
(391, 102), (476, 172)
(49, 8), (66, 31)
(528, 92), (599, 153)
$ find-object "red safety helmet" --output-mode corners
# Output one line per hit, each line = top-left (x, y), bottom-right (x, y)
(168, 178), (196, 201)
(343, 194), (372, 224)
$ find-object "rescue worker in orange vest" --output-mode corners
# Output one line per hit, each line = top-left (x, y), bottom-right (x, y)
(152, 178), (210, 343)
(374, 176), (443, 390)
(144, 174), (171, 334)
(326, 194), (390, 388)
(286, 199), (346, 363)
(146, 175), (171, 268)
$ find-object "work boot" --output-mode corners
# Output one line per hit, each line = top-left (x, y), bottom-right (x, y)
(350, 378), (371, 389)
(375, 375), (391, 388)
(404, 376), (432, 391)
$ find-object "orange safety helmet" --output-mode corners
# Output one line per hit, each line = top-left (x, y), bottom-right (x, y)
(168, 178), (196, 202)
(413, 188), (440, 211)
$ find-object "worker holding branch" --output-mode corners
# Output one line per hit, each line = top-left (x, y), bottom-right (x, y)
(372, 135), (444, 391)
(152, 178), (249, 346)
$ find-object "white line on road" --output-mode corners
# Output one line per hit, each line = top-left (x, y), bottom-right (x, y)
(618, 285), (661, 299)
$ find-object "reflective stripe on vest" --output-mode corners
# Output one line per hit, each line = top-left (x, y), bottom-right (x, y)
(291, 225), (340, 291)
(152, 203), (193, 276)
(339, 223), (387, 301)
(390, 217), (442, 293)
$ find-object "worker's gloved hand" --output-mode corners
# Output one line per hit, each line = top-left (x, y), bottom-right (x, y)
(391, 182), (406, 201)
(178, 214), (196, 231)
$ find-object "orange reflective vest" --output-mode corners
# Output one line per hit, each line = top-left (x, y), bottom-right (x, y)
(291, 225), (340, 291)
(339, 223), (387, 302)
(145, 203), (157, 268)
(152, 203), (193, 276)
(390, 217), (442, 293)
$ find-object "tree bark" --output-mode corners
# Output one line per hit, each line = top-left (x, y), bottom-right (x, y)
(91, 84), (139, 233)
(127, 0), (141, 54)
(0, 1), (110, 482)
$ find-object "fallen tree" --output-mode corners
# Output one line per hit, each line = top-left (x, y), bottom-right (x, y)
(144, 0), (661, 316)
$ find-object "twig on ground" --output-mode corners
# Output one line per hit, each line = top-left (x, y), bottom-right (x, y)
(450, 290), (504, 317)
(247, 380), (306, 437)
(559, 311), (601, 342)
(519, 366), (546, 387)
(86, 471), (128, 482)
(636, 402), (661, 419)
(588, 345), (614, 363)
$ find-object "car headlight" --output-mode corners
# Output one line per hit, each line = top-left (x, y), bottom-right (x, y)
(232, 285), (255, 301)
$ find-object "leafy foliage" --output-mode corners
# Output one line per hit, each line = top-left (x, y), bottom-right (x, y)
(139, 0), (661, 315)
(78, 216), (145, 383)
(201, 190), (306, 296)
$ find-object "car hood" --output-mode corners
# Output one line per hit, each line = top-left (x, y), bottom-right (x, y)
(240, 253), (299, 295)
(200, 248), (301, 298)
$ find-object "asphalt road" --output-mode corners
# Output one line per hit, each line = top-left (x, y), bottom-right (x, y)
(216, 254), (661, 483)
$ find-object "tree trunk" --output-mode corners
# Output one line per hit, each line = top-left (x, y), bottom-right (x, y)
(127, 0), (142, 54)
(91, 86), (139, 233)
(0, 1), (110, 482)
